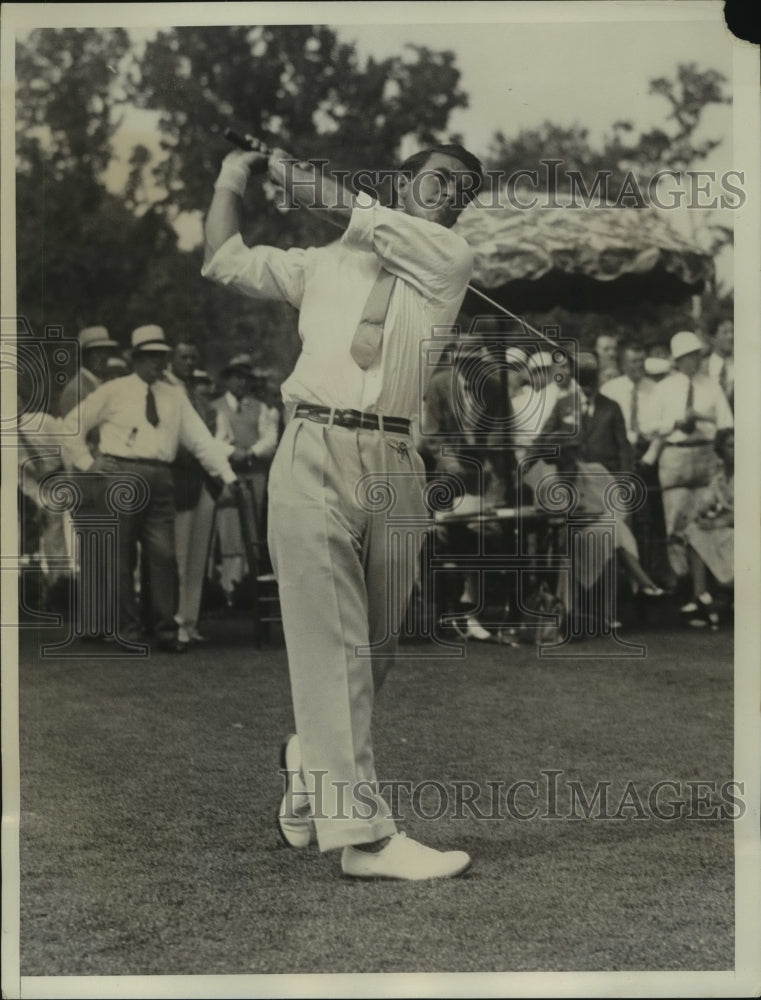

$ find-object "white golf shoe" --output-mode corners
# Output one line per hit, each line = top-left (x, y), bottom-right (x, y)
(277, 733), (315, 848)
(341, 832), (471, 880)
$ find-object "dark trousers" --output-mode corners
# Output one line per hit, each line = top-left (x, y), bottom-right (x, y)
(632, 461), (672, 587)
(109, 460), (179, 642)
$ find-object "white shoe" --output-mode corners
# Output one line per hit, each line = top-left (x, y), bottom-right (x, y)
(277, 734), (315, 849)
(465, 616), (491, 641)
(341, 832), (471, 881)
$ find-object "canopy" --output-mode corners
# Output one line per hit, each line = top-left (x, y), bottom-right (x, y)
(454, 204), (715, 314)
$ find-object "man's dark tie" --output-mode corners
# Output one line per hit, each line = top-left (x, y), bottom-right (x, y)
(685, 377), (694, 413)
(350, 267), (396, 370)
(146, 384), (160, 427)
(630, 382), (639, 437)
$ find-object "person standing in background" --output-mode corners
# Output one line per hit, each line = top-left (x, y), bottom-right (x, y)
(167, 340), (241, 643)
(640, 330), (733, 624)
(62, 325), (239, 651)
(594, 332), (621, 387)
(211, 353), (280, 604)
(706, 318), (734, 411)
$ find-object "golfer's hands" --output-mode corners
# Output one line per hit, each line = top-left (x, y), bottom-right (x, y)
(215, 143), (268, 196)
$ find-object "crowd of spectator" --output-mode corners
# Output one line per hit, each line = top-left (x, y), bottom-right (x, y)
(416, 317), (735, 640)
(15, 315), (734, 649)
(16, 324), (282, 652)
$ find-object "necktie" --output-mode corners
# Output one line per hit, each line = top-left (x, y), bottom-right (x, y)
(685, 377), (694, 413)
(146, 384), (159, 427)
(630, 382), (639, 436)
(350, 267), (396, 370)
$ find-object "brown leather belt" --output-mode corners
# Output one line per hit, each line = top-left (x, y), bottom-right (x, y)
(294, 404), (410, 435)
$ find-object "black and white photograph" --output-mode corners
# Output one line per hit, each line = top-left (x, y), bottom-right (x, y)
(2, 2), (760, 998)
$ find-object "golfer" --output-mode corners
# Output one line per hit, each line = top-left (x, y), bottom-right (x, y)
(202, 137), (483, 879)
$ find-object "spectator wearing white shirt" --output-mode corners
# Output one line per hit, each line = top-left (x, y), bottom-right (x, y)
(62, 325), (238, 652)
(640, 330), (733, 609)
(210, 353), (281, 603)
(706, 318), (734, 411)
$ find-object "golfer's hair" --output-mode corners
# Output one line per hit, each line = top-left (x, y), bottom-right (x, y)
(396, 144), (484, 204)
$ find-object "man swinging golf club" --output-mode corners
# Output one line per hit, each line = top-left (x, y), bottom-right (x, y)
(202, 133), (483, 879)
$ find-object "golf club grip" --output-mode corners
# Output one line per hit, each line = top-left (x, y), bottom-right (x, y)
(223, 128), (270, 172)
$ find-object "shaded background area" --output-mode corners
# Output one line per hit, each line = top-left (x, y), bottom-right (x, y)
(19, 616), (734, 976)
(14, 22), (734, 404)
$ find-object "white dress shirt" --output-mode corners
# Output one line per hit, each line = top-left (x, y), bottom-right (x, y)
(707, 352), (734, 399)
(218, 391), (280, 460)
(201, 191), (474, 420)
(62, 373), (237, 482)
(641, 371), (733, 443)
(601, 374), (657, 445)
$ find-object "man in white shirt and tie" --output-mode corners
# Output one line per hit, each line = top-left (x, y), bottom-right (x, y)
(63, 325), (238, 652)
(202, 138), (483, 879)
(640, 330), (733, 611)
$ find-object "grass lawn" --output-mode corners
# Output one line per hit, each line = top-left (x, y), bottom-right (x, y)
(16, 614), (736, 981)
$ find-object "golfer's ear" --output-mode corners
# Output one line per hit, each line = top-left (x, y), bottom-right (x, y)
(394, 172), (409, 204)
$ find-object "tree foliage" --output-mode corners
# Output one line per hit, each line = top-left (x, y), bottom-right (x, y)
(15, 24), (469, 392)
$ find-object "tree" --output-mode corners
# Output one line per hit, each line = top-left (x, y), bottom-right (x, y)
(15, 25), (471, 390)
(486, 63), (731, 204)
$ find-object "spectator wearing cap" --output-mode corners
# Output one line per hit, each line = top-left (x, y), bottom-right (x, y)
(58, 326), (120, 455)
(639, 330), (733, 621)
(62, 325), (238, 652)
(190, 369), (217, 403)
(706, 318), (734, 411)
(211, 353), (281, 602)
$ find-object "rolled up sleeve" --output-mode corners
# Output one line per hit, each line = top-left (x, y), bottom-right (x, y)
(201, 233), (307, 309)
(179, 399), (237, 484)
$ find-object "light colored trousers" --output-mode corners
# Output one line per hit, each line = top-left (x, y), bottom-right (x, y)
(267, 416), (429, 852)
(174, 485), (216, 634)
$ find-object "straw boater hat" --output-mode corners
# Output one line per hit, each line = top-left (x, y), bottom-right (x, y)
(130, 325), (172, 353)
(78, 325), (118, 350)
(670, 331), (704, 359)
